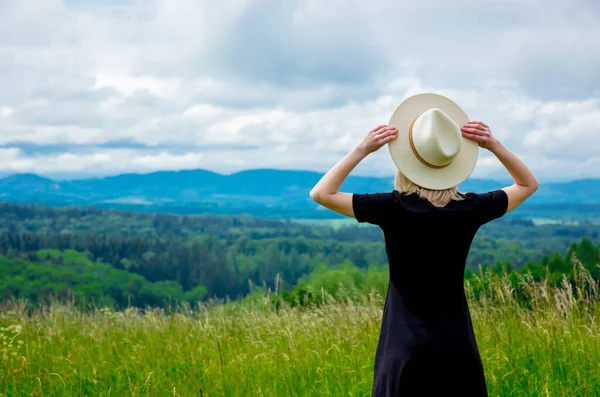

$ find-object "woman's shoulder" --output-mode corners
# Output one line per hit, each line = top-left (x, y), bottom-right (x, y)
(455, 189), (509, 220)
(461, 189), (508, 203)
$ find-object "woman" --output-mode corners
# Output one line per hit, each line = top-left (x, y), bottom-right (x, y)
(309, 93), (538, 396)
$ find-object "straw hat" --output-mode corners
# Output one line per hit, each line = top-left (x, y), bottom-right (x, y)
(387, 93), (478, 190)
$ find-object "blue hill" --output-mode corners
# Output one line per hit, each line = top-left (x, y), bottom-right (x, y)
(0, 169), (598, 218)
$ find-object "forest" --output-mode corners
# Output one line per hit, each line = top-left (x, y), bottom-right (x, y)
(0, 201), (598, 308)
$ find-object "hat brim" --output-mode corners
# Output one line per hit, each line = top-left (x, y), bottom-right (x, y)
(387, 93), (478, 190)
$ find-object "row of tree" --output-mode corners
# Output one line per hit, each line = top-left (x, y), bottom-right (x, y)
(1, 201), (598, 244)
(0, 232), (387, 299)
(1, 237), (598, 309)
(0, 250), (208, 308)
(274, 237), (600, 308)
(1, 228), (599, 302)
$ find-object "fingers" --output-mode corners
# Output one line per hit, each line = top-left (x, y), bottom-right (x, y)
(465, 120), (489, 129)
(373, 127), (398, 147)
(461, 125), (487, 134)
(373, 126), (398, 138)
(363, 125), (397, 153)
(383, 134), (398, 143)
(371, 124), (389, 134)
(461, 131), (485, 142)
(376, 134), (398, 145)
(371, 124), (400, 134)
(463, 122), (487, 131)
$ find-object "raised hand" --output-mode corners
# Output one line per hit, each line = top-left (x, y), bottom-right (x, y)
(460, 120), (499, 151)
(358, 124), (399, 155)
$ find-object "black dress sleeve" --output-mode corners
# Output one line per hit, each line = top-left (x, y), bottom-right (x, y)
(352, 192), (395, 226)
(474, 189), (509, 225)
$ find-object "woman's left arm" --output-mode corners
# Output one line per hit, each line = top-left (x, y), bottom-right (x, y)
(309, 124), (398, 218)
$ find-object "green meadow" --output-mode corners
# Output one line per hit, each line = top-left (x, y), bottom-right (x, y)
(1, 260), (599, 396)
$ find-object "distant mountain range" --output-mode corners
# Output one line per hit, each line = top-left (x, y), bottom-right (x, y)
(1, 169), (599, 219)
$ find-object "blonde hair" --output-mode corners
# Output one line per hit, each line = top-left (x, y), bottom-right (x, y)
(394, 169), (464, 207)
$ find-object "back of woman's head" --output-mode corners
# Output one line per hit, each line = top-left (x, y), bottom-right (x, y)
(394, 169), (464, 207)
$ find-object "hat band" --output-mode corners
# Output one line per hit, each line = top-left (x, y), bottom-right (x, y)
(408, 116), (453, 169)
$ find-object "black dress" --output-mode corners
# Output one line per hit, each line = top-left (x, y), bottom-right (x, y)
(352, 189), (509, 397)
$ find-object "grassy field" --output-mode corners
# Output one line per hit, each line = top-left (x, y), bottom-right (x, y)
(1, 262), (600, 396)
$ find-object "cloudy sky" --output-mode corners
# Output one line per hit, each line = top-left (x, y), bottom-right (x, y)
(1, 0), (599, 181)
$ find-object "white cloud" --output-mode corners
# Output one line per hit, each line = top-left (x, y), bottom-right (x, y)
(0, 107), (14, 117)
(0, 0), (599, 181)
(94, 73), (182, 98)
(0, 149), (205, 174)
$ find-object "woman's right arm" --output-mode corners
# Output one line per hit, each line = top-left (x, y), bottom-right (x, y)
(461, 120), (538, 213)
(489, 140), (539, 213)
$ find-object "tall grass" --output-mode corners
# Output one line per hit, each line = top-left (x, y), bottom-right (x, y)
(1, 258), (599, 396)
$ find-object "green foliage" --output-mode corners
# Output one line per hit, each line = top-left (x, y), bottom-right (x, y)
(279, 237), (600, 308)
(0, 235), (598, 309)
(184, 284), (208, 303)
(294, 261), (388, 301)
(0, 251), (208, 309)
(0, 200), (598, 269)
(0, 232), (388, 302)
